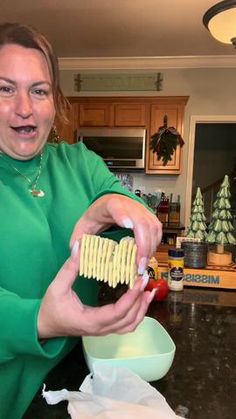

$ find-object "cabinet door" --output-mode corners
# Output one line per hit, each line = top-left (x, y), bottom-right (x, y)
(114, 104), (146, 126)
(54, 102), (78, 144)
(79, 104), (112, 126)
(146, 103), (185, 174)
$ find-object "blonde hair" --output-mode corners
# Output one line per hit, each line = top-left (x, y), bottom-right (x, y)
(0, 22), (69, 123)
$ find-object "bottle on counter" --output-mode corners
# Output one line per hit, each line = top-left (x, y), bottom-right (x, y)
(168, 248), (184, 291)
(156, 193), (169, 224)
(168, 291), (184, 326)
(168, 195), (181, 225)
(147, 256), (158, 280)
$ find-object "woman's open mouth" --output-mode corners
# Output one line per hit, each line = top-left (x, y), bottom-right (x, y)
(11, 125), (37, 134)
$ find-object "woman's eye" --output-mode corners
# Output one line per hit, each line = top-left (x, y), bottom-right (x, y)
(32, 88), (49, 97)
(0, 86), (14, 96)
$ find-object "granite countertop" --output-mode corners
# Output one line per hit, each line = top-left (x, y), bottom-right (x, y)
(24, 286), (236, 419)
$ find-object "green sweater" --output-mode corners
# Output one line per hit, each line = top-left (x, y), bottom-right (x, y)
(0, 142), (137, 419)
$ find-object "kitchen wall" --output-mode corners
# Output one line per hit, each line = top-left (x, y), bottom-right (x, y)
(59, 67), (236, 226)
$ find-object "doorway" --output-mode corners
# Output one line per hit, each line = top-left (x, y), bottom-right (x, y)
(185, 115), (236, 229)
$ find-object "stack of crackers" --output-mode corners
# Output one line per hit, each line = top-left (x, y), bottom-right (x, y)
(80, 234), (138, 288)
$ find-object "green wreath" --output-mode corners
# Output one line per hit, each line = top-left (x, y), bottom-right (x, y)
(150, 115), (184, 165)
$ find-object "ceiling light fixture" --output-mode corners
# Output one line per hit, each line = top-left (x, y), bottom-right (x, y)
(203, 0), (236, 47)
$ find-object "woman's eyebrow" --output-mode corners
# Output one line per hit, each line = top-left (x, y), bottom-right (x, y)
(0, 77), (52, 87)
(31, 81), (52, 87)
(0, 76), (16, 84)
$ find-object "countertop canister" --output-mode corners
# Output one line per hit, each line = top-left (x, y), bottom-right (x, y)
(168, 248), (184, 291)
(181, 241), (207, 268)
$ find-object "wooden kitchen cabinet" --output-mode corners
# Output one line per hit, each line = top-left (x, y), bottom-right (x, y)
(55, 96), (188, 174)
(114, 103), (147, 126)
(146, 98), (188, 174)
(79, 101), (147, 128)
(79, 103), (112, 127)
(54, 102), (78, 144)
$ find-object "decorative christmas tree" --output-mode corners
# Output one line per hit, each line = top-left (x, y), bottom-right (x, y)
(187, 187), (207, 240)
(206, 175), (236, 265)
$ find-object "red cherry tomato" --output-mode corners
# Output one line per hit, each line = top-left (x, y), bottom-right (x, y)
(145, 279), (169, 301)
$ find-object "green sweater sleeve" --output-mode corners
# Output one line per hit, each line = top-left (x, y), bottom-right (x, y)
(0, 287), (66, 363)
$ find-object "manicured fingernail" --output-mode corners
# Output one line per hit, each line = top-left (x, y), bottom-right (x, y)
(140, 270), (149, 291)
(138, 257), (148, 275)
(71, 240), (80, 259)
(123, 218), (134, 229)
(148, 288), (157, 303)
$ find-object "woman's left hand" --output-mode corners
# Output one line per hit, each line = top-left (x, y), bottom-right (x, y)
(37, 244), (156, 339)
(70, 194), (162, 274)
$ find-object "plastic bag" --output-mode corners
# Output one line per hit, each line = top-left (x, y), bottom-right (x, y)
(43, 365), (183, 419)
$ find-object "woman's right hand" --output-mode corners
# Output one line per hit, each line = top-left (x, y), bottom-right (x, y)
(37, 241), (156, 340)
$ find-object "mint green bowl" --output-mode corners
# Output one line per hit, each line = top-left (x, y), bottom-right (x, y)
(82, 316), (176, 382)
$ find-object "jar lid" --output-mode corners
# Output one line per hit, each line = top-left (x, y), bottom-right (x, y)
(168, 248), (184, 257)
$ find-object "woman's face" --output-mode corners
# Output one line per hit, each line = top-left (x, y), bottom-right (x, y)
(0, 44), (55, 160)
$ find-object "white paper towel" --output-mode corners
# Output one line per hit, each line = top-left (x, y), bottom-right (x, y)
(43, 365), (183, 419)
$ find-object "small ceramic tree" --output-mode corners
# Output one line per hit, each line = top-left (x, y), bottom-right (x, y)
(206, 175), (236, 265)
(187, 187), (207, 240)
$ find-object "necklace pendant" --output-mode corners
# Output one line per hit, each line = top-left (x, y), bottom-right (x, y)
(30, 189), (45, 198)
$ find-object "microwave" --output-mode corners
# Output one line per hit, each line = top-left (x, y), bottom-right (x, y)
(77, 127), (146, 170)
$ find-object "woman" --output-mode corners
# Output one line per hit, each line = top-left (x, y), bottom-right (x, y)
(0, 23), (162, 418)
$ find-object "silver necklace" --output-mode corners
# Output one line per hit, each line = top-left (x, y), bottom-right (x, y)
(0, 151), (45, 197)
